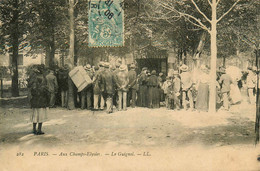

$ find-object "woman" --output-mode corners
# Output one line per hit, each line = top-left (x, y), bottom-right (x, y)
(30, 67), (49, 135)
(147, 70), (160, 108)
(195, 65), (210, 112)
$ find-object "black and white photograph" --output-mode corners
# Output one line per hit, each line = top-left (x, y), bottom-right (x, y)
(0, 0), (259, 170)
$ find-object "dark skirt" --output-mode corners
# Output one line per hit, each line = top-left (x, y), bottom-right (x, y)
(196, 83), (209, 112)
(137, 85), (148, 107)
(148, 86), (160, 108)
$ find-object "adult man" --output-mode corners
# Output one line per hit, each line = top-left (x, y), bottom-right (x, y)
(115, 64), (129, 111)
(113, 63), (121, 107)
(137, 67), (148, 107)
(93, 63), (105, 111)
(46, 69), (58, 108)
(103, 62), (115, 113)
(81, 64), (94, 109)
(218, 67), (233, 110)
(58, 65), (69, 108)
(180, 64), (194, 111)
(127, 63), (137, 108)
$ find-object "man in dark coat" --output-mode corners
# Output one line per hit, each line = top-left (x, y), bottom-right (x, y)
(103, 62), (116, 113)
(113, 63), (120, 107)
(58, 65), (69, 108)
(137, 67), (148, 107)
(147, 70), (160, 108)
(127, 63), (137, 108)
(81, 64), (94, 110)
(46, 69), (58, 108)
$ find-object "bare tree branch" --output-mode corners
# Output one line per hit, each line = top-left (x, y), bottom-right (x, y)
(73, 0), (78, 8)
(160, 2), (210, 32)
(216, 0), (221, 6)
(208, 0), (212, 6)
(185, 17), (205, 31)
(217, 0), (241, 23)
(191, 0), (211, 23)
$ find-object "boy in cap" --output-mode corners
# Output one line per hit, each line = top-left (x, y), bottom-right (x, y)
(218, 67), (233, 110)
(162, 76), (172, 109)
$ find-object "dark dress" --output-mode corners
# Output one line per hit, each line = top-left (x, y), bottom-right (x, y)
(147, 75), (160, 108)
(137, 73), (148, 107)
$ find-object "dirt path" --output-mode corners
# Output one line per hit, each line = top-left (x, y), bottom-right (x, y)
(0, 97), (259, 170)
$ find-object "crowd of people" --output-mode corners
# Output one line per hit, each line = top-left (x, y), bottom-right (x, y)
(26, 62), (259, 135)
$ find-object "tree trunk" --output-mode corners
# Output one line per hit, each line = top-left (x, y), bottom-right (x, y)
(11, 0), (19, 97)
(209, 0), (217, 113)
(193, 31), (207, 68)
(45, 33), (55, 68)
(67, 0), (75, 110)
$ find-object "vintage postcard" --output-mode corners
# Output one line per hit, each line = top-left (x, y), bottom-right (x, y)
(0, 0), (259, 170)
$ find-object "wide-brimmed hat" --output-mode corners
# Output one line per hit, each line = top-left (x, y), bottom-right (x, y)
(151, 70), (156, 75)
(159, 72), (163, 76)
(84, 64), (91, 70)
(99, 62), (104, 67)
(119, 64), (127, 71)
(103, 62), (110, 68)
(130, 63), (136, 69)
(180, 64), (188, 72)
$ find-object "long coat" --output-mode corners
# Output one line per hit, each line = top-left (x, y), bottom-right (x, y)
(128, 70), (137, 90)
(46, 73), (58, 93)
(115, 70), (129, 92)
(30, 74), (49, 108)
(147, 75), (160, 108)
(93, 69), (104, 95)
(58, 68), (69, 91)
(103, 69), (115, 95)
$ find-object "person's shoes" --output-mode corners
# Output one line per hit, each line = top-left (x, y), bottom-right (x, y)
(37, 131), (45, 135)
(33, 130), (37, 135)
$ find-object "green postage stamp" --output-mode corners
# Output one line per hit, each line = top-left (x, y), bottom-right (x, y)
(88, 0), (124, 47)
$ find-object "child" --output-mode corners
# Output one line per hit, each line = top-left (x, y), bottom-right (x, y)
(167, 71), (181, 110)
(162, 76), (172, 109)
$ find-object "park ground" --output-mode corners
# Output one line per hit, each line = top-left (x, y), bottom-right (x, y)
(0, 95), (260, 171)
